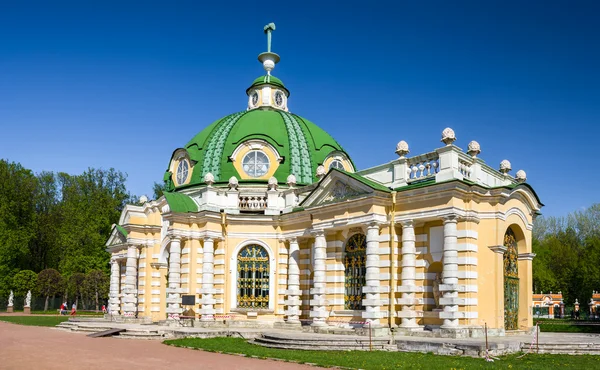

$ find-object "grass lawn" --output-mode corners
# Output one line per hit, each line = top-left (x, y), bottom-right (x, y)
(0, 315), (70, 327)
(164, 337), (600, 370)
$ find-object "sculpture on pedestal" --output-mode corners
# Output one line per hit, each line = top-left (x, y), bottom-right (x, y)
(25, 290), (31, 307)
(8, 291), (14, 307)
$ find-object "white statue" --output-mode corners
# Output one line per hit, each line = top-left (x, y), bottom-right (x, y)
(8, 290), (14, 307)
(25, 290), (31, 307)
(432, 273), (442, 309)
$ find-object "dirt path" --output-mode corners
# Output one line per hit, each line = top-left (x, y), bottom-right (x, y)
(0, 321), (314, 370)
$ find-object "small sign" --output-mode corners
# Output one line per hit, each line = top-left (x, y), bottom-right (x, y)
(182, 295), (195, 306)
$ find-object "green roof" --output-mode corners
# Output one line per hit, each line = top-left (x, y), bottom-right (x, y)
(164, 192), (198, 213)
(246, 75), (288, 94)
(165, 109), (353, 188)
(334, 169), (391, 193)
(115, 224), (128, 238)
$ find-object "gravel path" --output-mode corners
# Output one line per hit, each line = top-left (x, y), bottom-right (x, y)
(0, 321), (314, 370)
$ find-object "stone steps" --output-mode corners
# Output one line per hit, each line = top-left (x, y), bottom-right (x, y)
(252, 333), (395, 351)
(115, 330), (164, 340)
(523, 343), (600, 354)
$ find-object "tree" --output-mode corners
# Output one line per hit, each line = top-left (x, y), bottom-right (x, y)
(67, 273), (85, 307)
(0, 160), (38, 290)
(152, 181), (165, 200)
(84, 270), (109, 312)
(56, 168), (133, 276)
(37, 269), (62, 312)
(12, 270), (38, 297)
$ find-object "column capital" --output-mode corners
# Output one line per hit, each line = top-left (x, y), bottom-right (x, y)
(400, 220), (414, 228)
(366, 222), (383, 231)
(488, 245), (507, 254)
(311, 229), (326, 238)
(279, 236), (298, 244)
(442, 214), (459, 223)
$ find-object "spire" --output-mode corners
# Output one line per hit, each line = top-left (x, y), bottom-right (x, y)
(258, 22), (280, 77)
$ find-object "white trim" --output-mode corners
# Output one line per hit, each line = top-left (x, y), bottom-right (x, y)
(229, 239), (276, 311)
(457, 230), (478, 239)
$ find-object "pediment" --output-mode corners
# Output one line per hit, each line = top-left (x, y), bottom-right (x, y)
(301, 171), (375, 207)
(106, 224), (127, 248)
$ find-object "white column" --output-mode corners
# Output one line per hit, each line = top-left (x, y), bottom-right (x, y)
(362, 223), (382, 327)
(310, 231), (328, 326)
(122, 245), (138, 316)
(200, 237), (216, 321)
(398, 220), (419, 327)
(440, 215), (459, 328)
(109, 258), (121, 314)
(284, 238), (301, 324)
(166, 237), (182, 319)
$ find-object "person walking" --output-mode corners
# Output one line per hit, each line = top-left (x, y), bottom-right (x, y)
(70, 302), (77, 316)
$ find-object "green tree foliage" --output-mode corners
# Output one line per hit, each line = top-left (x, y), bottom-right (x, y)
(83, 270), (109, 311)
(68, 272), (86, 307)
(12, 270), (38, 297)
(0, 161), (37, 296)
(0, 159), (134, 305)
(37, 269), (62, 311)
(533, 206), (600, 310)
(152, 181), (166, 200)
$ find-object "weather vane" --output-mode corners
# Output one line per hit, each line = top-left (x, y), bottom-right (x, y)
(264, 23), (276, 53)
(258, 22), (280, 76)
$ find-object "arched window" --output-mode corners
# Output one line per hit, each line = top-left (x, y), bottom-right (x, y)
(504, 227), (519, 330)
(344, 233), (366, 310)
(330, 160), (344, 171)
(237, 245), (269, 309)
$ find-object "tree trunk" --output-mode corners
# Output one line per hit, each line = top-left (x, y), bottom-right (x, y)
(95, 290), (99, 312)
(44, 295), (49, 312)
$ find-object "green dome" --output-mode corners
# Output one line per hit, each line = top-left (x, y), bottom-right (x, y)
(167, 109), (353, 188)
(246, 75), (288, 95)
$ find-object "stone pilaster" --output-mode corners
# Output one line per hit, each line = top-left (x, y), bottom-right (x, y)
(108, 258), (121, 314)
(440, 216), (459, 328)
(199, 237), (216, 321)
(284, 237), (301, 324)
(310, 231), (328, 326)
(122, 245), (138, 316)
(398, 220), (420, 327)
(362, 223), (383, 327)
(166, 237), (182, 319)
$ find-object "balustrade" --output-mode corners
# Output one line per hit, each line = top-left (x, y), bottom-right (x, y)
(239, 195), (268, 210)
(458, 159), (472, 179)
(406, 153), (439, 182)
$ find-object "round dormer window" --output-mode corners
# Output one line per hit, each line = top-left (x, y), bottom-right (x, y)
(330, 160), (344, 170)
(242, 150), (270, 177)
(274, 91), (284, 108)
(176, 159), (189, 184)
(251, 91), (259, 106)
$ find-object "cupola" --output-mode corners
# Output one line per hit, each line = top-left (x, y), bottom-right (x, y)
(246, 23), (289, 112)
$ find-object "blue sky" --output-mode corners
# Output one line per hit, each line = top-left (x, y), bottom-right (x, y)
(1, 1), (599, 217)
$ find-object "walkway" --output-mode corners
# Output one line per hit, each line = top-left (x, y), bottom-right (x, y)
(0, 321), (313, 370)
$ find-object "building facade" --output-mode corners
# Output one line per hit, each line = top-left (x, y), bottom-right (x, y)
(106, 25), (542, 336)
(532, 292), (564, 318)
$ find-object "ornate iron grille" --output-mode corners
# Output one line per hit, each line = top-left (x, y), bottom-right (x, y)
(237, 245), (269, 309)
(344, 233), (366, 310)
(504, 228), (519, 330)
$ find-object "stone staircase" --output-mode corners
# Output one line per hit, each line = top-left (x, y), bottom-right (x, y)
(56, 321), (163, 340)
(251, 332), (396, 351)
(113, 328), (164, 340)
(522, 342), (600, 355)
(56, 321), (109, 334)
